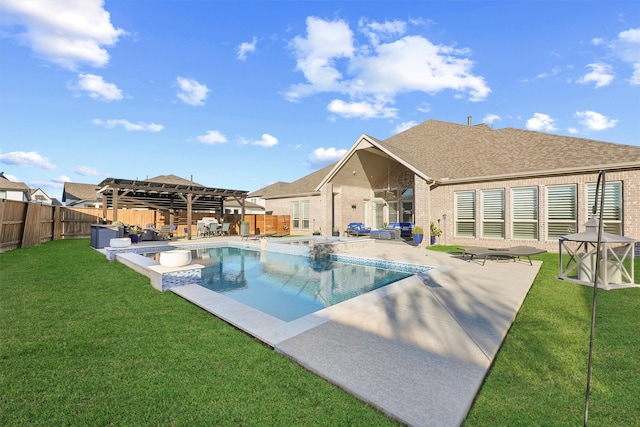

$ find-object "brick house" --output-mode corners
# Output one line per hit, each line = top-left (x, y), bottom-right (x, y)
(249, 119), (640, 251)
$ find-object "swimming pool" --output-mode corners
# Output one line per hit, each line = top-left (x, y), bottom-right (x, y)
(183, 246), (417, 321)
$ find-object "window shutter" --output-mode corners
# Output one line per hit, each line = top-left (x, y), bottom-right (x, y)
(512, 187), (538, 239)
(482, 189), (505, 238)
(587, 182), (622, 234)
(455, 191), (475, 237)
(547, 185), (577, 238)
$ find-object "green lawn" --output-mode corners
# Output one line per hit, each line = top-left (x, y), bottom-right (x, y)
(1, 240), (638, 426)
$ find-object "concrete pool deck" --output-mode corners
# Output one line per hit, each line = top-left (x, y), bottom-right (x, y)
(123, 236), (542, 426)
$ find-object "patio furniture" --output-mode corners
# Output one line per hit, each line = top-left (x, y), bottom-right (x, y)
(197, 223), (209, 237)
(460, 246), (547, 266)
(218, 222), (230, 236)
(370, 229), (396, 240)
(241, 232), (276, 241)
(346, 222), (371, 237)
(388, 222), (413, 237)
(158, 225), (173, 239)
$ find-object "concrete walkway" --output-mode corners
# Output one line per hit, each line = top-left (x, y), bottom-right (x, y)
(168, 237), (542, 426)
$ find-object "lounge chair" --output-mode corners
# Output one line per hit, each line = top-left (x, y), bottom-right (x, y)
(460, 246), (547, 266)
(241, 232), (276, 241)
(346, 222), (371, 237)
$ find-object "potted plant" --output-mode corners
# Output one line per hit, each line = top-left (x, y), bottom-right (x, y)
(332, 227), (340, 237)
(313, 230), (321, 236)
(412, 225), (424, 245)
(430, 221), (442, 245)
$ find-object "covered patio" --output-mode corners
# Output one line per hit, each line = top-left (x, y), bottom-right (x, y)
(96, 175), (249, 240)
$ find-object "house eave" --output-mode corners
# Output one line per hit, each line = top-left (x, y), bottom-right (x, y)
(433, 162), (640, 185)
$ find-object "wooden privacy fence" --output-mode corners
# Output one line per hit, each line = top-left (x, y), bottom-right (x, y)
(0, 199), (291, 253)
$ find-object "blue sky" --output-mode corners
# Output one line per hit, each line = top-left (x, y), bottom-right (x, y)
(1, 1), (639, 201)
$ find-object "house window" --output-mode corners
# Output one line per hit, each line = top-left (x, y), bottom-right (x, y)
(292, 202), (300, 229)
(587, 181), (622, 235)
(547, 184), (577, 239)
(455, 191), (475, 237)
(388, 201), (398, 223)
(0, 191), (6, 199)
(292, 201), (310, 230)
(482, 189), (505, 238)
(301, 200), (310, 230)
(512, 187), (538, 240)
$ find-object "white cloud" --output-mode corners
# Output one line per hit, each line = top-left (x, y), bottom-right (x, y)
(535, 67), (561, 80)
(286, 17), (490, 118)
(0, 0), (125, 70)
(196, 130), (227, 144)
(176, 77), (210, 106)
(526, 113), (557, 132)
(286, 17), (354, 100)
(237, 36), (257, 61)
(392, 121), (417, 134)
(416, 103), (431, 113)
(251, 134), (278, 148)
(0, 150), (56, 170)
(574, 110), (618, 131)
(308, 147), (347, 165)
(70, 73), (123, 101)
(1, 172), (19, 181)
(75, 166), (98, 176)
(577, 63), (614, 88)
(92, 118), (163, 132)
(611, 28), (640, 85)
(327, 99), (397, 119)
(53, 175), (71, 183)
(482, 114), (501, 125)
(359, 18), (407, 46)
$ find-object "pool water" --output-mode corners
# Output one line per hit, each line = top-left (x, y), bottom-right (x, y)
(192, 247), (413, 321)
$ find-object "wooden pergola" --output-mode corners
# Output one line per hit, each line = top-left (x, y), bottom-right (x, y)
(96, 176), (248, 240)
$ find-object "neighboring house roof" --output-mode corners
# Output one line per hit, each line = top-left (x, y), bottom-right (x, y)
(62, 182), (100, 204)
(380, 119), (640, 183)
(147, 174), (207, 187)
(224, 199), (264, 210)
(249, 163), (337, 199)
(0, 179), (30, 192)
(0, 173), (31, 199)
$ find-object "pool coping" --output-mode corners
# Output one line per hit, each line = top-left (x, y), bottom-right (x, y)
(170, 271), (428, 347)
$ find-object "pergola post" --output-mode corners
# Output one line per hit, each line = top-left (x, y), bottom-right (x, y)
(112, 188), (118, 222)
(187, 193), (193, 240)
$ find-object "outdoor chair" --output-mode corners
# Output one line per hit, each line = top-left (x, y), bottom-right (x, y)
(218, 222), (230, 236)
(459, 246), (547, 266)
(197, 223), (209, 237)
(158, 225), (173, 240)
(346, 222), (371, 237)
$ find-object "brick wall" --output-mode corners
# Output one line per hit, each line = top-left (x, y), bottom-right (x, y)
(431, 169), (640, 252)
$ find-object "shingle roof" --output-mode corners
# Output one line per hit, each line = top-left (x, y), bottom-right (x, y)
(381, 119), (640, 181)
(62, 182), (100, 203)
(0, 179), (30, 191)
(249, 163), (337, 199)
(147, 174), (206, 186)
